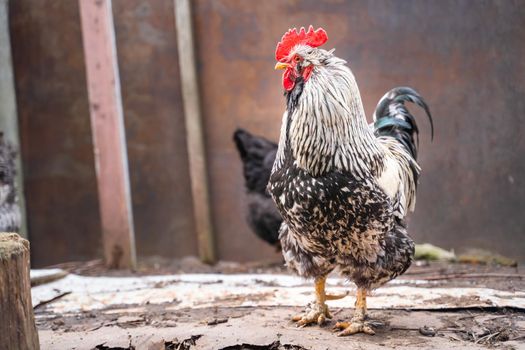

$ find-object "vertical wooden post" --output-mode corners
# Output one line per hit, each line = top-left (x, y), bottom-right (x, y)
(79, 0), (136, 269)
(174, 0), (216, 263)
(0, 0), (27, 238)
(0, 233), (40, 350)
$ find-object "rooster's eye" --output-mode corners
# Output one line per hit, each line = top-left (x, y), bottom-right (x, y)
(294, 56), (301, 62)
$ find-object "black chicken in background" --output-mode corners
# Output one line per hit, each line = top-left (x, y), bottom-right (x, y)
(0, 132), (21, 232)
(233, 128), (282, 250)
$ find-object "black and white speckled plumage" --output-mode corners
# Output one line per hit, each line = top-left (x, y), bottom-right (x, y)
(0, 133), (21, 233)
(269, 46), (431, 290)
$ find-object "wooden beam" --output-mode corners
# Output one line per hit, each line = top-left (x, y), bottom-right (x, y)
(0, 233), (40, 349)
(174, 0), (216, 264)
(79, 0), (136, 269)
(0, 0), (27, 238)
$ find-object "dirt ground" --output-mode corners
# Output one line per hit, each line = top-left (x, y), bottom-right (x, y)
(34, 259), (525, 350)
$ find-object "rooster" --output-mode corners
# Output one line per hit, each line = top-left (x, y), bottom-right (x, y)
(268, 26), (433, 336)
(233, 129), (281, 249)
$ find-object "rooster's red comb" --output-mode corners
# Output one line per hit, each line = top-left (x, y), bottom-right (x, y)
(275, 26), (328, 61)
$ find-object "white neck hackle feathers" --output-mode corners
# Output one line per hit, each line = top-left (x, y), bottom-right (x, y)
(274, 47), (419, 215)
(275, 48), (384, 178)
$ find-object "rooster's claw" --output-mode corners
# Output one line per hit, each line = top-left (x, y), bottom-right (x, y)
(292, 302), (332, 326)
(334, 320), (375, 336)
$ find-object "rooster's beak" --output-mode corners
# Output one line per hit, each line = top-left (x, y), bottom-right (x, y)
(274, 62), (289, 70)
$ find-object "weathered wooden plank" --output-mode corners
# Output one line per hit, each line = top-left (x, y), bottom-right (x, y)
(0, 233), (40, 350)
(79, 0), (136, 269)
(174, 0), (216, 263)
(111, 0), (199, 258)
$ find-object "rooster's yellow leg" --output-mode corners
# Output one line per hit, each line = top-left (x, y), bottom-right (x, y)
(292, 276), (346, 326)
(334, 288), (375, 336)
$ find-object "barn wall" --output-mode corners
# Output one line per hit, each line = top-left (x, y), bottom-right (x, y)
(8, 0), (525, 264)
(112, 0), (198, 259)
(9, 0), (102, 266)
(9, 0), (197, 266)
(192, 0), (525, 261)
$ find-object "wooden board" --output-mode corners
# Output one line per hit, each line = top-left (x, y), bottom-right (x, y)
(79, 0), (136, 269)
(112, 0), (198, 259)
(31, 273), (525, 313)
(174, 0), (215, 263)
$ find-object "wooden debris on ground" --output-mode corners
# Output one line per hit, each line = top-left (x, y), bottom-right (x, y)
(164, 335), (202, 350)
(33, 291), (71, 310)
(30, 268), (68, 286)
(30, 273), (525, 314)
(32, 260), (524, 350)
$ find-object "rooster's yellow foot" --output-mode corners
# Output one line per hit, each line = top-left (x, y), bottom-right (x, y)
(292, 302), (332, 326)
(334, 320), (375, 336)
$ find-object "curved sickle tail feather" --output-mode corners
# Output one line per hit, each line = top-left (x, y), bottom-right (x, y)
(373, 87), (434, 162)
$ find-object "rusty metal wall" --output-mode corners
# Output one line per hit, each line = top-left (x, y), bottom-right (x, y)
(9, 1), (102, 266)
(192, 0), (525, 261)
(112, 0), (198, 258)
(9, 0), (525, 264)
(9, 0), (197, 266)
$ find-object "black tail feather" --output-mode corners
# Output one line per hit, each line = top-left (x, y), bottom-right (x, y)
(373, 87), (433, 161)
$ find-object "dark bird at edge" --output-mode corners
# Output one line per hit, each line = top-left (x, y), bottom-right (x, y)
(233, 128), (282, 250)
